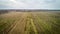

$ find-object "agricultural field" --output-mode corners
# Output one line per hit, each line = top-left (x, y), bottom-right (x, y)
(0, 11), (60, 34)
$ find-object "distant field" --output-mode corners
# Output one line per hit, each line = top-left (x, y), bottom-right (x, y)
(0, 11), (60, 34)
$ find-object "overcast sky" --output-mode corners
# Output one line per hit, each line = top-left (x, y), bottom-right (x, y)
(0, 0), (60, 10)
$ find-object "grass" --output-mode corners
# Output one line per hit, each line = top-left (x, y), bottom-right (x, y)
(0, 12), (60, 34)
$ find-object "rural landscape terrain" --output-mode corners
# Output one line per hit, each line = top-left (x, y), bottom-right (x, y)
(0, 10), (60, 34)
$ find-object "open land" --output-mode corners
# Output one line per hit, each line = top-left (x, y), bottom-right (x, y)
(0, 10), (60, 34)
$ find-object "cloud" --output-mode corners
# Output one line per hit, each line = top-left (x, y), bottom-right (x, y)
(0, 0), (29, 8)
(9, 0), (29, 8)
(0, 0), (60, 9)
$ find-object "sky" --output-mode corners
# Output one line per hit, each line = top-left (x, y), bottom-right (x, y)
(0, 0), (60, 10)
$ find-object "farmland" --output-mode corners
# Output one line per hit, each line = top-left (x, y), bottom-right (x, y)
(0, 11), (60, 34)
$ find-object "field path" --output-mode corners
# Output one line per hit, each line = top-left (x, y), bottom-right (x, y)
(8, 12), (28, 34)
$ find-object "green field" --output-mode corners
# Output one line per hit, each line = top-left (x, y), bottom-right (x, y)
(0, 12), (60, 34)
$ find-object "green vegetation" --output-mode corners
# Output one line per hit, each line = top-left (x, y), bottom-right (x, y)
(0, 12), (60, 34)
